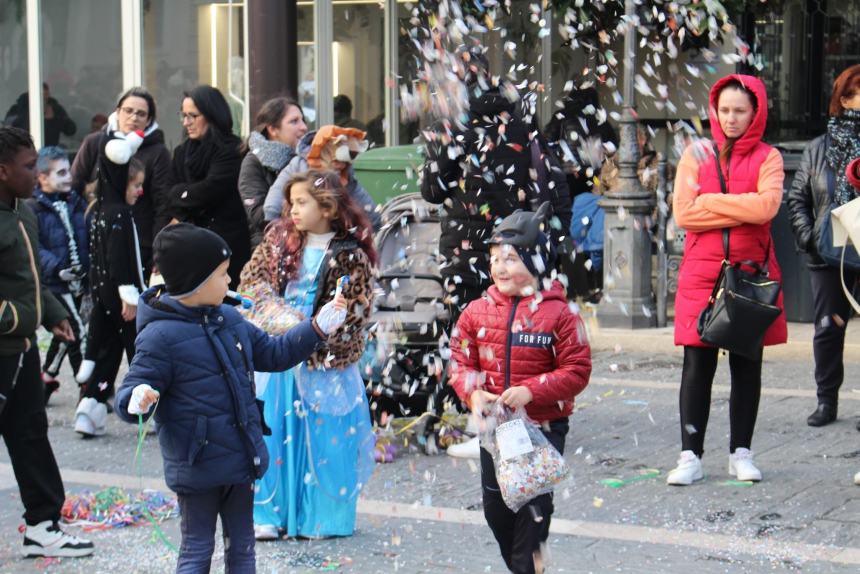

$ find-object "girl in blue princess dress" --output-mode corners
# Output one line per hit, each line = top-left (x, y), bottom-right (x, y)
(239, 169), (377, 540)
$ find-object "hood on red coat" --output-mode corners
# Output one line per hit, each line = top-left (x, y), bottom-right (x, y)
(708, 74), (768, 157)
(486, 281), (567, 306)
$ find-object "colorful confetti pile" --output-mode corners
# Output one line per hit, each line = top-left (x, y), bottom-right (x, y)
(61, 487), (178, 532)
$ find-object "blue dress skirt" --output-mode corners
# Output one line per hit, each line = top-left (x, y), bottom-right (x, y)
(253, 245), (375, 537)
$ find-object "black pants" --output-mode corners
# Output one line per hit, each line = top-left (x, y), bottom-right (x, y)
(176, 484), (255, 574)
(81, 301), (136, 403)
(809, 265), (858, 407)
(679, 346), (762, 457)
(0, 348), (66, 525)
(42, 292), (86, 378)
(480, 418), (568, 574)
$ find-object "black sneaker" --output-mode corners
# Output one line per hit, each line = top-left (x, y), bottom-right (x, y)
(42, 373), (59, 406)
(21, 520), (94, 558)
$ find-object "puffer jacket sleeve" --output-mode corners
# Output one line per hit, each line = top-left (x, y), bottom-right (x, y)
(447, 303), (484, 408)
(695, 149), (784, 225)
(40, 289), (68, 330)
(672, 144), (744, 232)
(248, 318), (323, 373)
(115, 325), (173, 423)
(786, 141), (817, 252)
(517, 308), (591, 407)
(238, 154), (271, 240)
(263, 156), (305, 222)
(347, 175), (382, 231)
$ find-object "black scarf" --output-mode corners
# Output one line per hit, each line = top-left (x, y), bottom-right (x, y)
(181, 130), (240, 182)
(826, 109), (860, 205)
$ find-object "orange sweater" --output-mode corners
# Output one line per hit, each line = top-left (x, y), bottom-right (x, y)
(673, 144), (784, 232)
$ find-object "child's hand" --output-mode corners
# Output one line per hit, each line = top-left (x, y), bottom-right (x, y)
(469, 389), (499, 415)
(128, 384), (160, 415)
(500, 386), (533, 409)
(313, 277), (349, 335)
(121, 301), (137, 322)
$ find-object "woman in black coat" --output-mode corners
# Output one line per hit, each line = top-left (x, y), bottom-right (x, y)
(168, 85), (251, 289)
(786, 64), (860, 428)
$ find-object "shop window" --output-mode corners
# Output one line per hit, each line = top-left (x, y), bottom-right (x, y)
(144, 1), (247, 149)
(0, 1), (29, 141)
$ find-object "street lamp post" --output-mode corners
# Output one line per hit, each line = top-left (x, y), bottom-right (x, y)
(597, 0), (657, 328)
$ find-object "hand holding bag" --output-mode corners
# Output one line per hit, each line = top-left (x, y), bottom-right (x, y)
(830, 195), (860, 314)
(696, 145), (782, 359)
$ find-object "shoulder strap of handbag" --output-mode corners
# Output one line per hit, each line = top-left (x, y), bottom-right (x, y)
(841, 247), (860, 315)
(712, 143), (731, 263)
(711, 142), (772, 273)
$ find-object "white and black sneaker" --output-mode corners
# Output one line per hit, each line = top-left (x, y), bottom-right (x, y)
(22, 520), (94, 558)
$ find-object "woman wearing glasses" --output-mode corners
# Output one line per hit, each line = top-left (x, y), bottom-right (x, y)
(72, 86), (172, 275)
(167, 85), (251, 289)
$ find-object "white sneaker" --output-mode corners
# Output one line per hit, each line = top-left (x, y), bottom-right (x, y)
(729, 448), (762, 482)
(666, 450), (703, 486)
(74, 398), (107, 437)
(22, 520), (94, 557)
(75, 360), (95, 384)
(254, 524), (279, 541)
(854, 471), (860, 486)
(447, 435), (480, 459)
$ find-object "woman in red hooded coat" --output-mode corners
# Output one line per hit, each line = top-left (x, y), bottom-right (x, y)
(668, 75), (786, 486)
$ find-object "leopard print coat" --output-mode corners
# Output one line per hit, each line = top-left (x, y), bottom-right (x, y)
(239, 228), (374, 369)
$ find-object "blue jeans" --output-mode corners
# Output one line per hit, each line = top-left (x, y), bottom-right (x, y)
(176, 484), (255, 574)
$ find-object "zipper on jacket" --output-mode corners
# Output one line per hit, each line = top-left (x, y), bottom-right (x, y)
(504, 296), (520, 390)
(17, 219), (41, 328)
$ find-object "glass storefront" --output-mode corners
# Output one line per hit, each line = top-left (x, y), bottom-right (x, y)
(40, 0), (122, 151)
(144, 0), (247, 150)
(0, 1), (28, 141)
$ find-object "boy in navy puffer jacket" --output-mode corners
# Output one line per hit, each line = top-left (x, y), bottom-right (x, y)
(449, 203), (591, 574)
(26, 146), (89, 403)
(115, 223), (347, 574)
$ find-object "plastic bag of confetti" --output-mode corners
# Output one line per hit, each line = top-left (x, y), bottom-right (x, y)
(482, 403), (570, 512)
(237, 282), (304, 336)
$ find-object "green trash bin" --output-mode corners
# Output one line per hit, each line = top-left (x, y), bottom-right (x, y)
(353, 145), (424, 205)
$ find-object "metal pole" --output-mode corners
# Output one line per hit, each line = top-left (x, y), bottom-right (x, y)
(597, 0), (656, 328)
(121, 0), (144, 90)
(315, 0), (334, 127)
(25, 0), (43, 149)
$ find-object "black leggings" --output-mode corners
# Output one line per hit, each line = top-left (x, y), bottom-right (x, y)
(679, 346), (762, 457)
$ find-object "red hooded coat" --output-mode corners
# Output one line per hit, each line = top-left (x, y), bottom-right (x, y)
(448, 283), (591, 422)
(672, 74), (787, 348)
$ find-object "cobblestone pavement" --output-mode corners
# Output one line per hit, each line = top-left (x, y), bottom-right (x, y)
(0, 324), (858, 573)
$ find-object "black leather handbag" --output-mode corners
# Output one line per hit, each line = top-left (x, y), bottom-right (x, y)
(696, 146), (782, 359)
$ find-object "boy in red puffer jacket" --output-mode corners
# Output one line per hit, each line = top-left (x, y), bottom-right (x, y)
(449, 203), (592, 574)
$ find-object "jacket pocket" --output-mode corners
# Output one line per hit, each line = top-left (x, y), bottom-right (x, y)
(187, 415), (208, 465)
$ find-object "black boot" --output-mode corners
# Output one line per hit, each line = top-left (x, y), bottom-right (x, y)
(807, 403), (837, 427)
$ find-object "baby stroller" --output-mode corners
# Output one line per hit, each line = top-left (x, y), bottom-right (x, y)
(361, 193), (454, 453)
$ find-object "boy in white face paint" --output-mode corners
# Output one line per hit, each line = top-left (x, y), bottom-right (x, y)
(26, 147), (90, 404)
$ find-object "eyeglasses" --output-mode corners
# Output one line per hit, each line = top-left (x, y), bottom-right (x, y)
(180, 112), (201, 123)
(120, 107), (149, 120)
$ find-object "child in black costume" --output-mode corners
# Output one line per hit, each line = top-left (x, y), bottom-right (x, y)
(74, 132), (146, 437)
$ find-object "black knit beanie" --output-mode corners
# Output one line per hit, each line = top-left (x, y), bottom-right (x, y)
(153, 223), (231, 298)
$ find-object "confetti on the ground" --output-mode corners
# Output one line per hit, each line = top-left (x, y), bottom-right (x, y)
(61, 487), (178, 531)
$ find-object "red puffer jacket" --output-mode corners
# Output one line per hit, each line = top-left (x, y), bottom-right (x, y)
(449, 282), (591, 422)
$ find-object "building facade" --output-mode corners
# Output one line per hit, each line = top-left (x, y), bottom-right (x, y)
(1, 0), (858, 153)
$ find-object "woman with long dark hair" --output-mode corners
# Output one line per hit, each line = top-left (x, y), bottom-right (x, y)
(239, 97), (308, 248)
(668, 75), (786, 485)
(787, 65), (860, 428)
(72, 86), (171, 273)
(167, 85), (251, 288)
